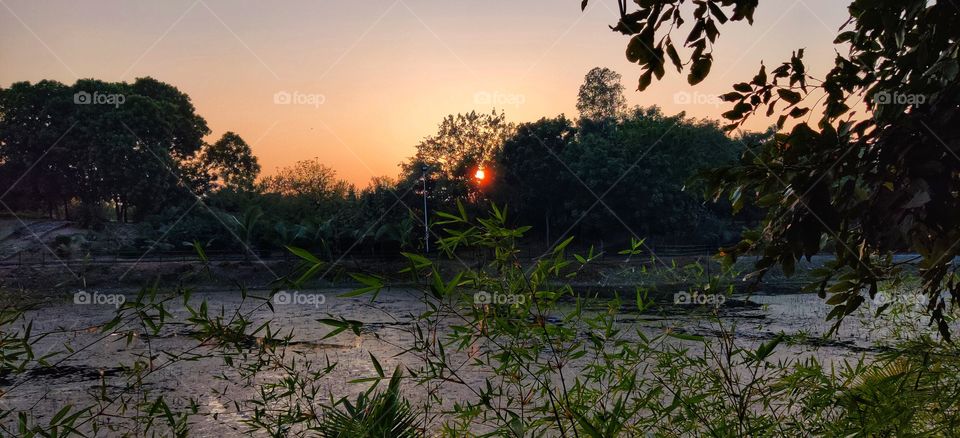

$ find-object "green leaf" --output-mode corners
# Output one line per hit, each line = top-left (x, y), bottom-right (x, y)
(49, 405), (73, 426)
(434, 210), (464, 223)
(755, 334), (783, 361)
(638, 70), (653, 92)
(286, 246), (323, 265)
(400, 252), (432, 269)
(626, 34), (654, 64)
(342, 273), (384, 298)
(789, 107), (810, 118)
(777, 88), (802, 105)
(834, 31), (856, 44)
(317, 318), (363, 339)
(553, 236), (575, 254)
(666, 41), (683, 72)
(570, 409), (604, 438)
(687, 56), (712, 85)
(369, 352), (385, 378)
(707, 1), (728, 23)
(348, 377), (381, 384)
(192, 241), (208, 263)
(826, 293), (848, 305)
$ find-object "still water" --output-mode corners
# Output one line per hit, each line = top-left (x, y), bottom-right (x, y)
(0, 287), (933, 435)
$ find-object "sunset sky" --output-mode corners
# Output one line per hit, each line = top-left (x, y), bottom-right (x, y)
(0, 0), (849, 186)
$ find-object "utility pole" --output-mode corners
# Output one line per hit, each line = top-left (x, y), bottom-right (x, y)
(421, 165), (429, 254)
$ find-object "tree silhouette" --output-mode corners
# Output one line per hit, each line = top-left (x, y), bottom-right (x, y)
(403, 110), (514, 207)
(587, 0), (960, 337)
(199, 132), (261, 192)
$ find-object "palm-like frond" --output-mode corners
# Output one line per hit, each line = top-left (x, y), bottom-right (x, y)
(845, 357), (911, 390)
(316, 366), (420, 438)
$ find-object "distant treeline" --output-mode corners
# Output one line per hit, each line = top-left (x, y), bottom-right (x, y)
(0, 68), (764, 255)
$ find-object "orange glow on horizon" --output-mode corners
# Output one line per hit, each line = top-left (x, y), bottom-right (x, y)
(0, 1), (850, 186)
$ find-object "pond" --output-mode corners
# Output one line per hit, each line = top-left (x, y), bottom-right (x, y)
(0, 287), (936, 435)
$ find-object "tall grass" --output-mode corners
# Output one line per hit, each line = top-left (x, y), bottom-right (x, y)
(1, 204), (958, 436)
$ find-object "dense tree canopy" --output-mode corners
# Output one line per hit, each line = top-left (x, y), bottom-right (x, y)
(589, 0), (960, 336)
(0, 69), (750, 258)
(496, 115), (577, 243)
(198, 132), (261, 192)
(402, 110), (514, 208)
(0, 78), (210, 222)
(544, 106), (742, 242)
(260, 158), (351, 203)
